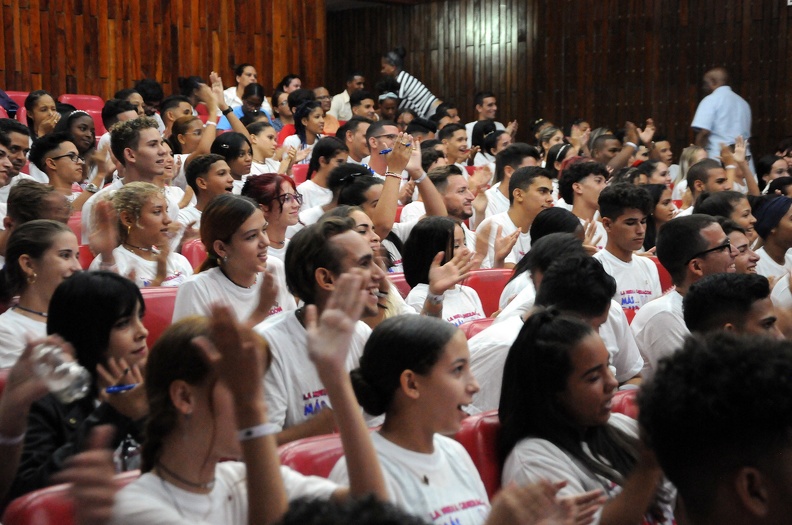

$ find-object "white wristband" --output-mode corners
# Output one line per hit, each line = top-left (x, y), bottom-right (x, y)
(237, 423), (280, 441)
(413, 172), (427, 184)
(624, 141), (638, 150)
(725, 164), (737, 170)
(0, 432), (25, 446)
(426, 291), (445, 305)
(205, 121), (217, 127)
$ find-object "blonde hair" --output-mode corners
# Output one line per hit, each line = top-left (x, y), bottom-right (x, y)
(111, 181), (166, 240)
(676, 145), (706, 186)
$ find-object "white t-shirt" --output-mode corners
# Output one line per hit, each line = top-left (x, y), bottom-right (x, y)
(484, 183), (510, 219)
(90, 247), (193, 288)
(177, 206), (202, 230)
(250, 158), (281, 175)
(400, 201), (425, 223)
(385, 220), (419, 274)
(630, 290), (689, 382)
(475, 212), (530, 268)
(110, 461), (337, 525)
(771, 275), (792, 310)
(502, 413), (675, 525)
(493, 276), (535, 325)
(598, 300), (645, 383)
(256, 311), (371, 430)
(330, 432), (490, 525)
(172, 260), (295, 323)
(498, 272), (531, 310)
(580, 217), (608, 251)
(755, 247), (792, 282)
(282, 134), (320, 165)
(267, 240), (289, 262)
(406, 284), (485, 327)
(0, 309), (47, 368)
(468, 315), (524, 415)
(593, 250), (662, 311)
(296, 179), (332, 210)
(465, 120), (505, 148)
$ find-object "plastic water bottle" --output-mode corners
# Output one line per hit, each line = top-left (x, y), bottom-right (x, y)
(33, 343), (91, 403)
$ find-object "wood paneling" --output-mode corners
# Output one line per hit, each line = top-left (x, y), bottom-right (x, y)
(1, 0), (325, 100)
(327, 0), (791, 158)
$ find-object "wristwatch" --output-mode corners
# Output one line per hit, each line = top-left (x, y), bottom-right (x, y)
(84, 183), (100, 193)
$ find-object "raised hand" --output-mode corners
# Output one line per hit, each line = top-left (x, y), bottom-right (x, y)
(245, 270), (279, 328)
(505, 120), (519, 137)
(638, 118), (655, 145)
(428, 248), (478, 295)
(486, 481), (575, 525)
(733, 135), (747, 164)
(494, 226), (520, 264)
(89, 200), (119, 262)
(623, 121), (639, 145)
(305, 270), (367, 378)
(384, 132), (415, 174)
(97, 357), (148, 421)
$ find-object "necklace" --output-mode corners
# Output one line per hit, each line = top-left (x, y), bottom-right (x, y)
(270, 239), (286, 246)
(219, 267), (257, 289)
(13, 305), (48, 318)
(123, 241), (158, 254)
(157, 461), (216, 490)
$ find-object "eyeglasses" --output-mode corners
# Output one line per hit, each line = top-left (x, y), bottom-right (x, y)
(50, 152), (85, 163)
(374, 134), (398, 141)
(686, 238), (732, 264)
(276, 192), (303, 206)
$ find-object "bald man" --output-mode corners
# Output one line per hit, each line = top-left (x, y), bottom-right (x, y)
(691, 67), (752, 164)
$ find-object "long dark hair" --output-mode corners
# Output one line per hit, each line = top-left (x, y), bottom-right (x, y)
(499, 308), (640, 487)
(47, 271), (144, 392)
(197, 194), (259, 273)
(294, 101), (322, 146)
(350, 315), (457, 416)
(403, 216), (455, 288)
(306, 137), (348, 180)
(643, 183), (668, 251)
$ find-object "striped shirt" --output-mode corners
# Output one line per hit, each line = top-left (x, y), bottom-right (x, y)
(396, 70), (439, 118)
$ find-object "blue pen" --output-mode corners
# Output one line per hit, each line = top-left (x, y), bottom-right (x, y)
(379, 148), (393, 155)
(105, 384), (137, 394)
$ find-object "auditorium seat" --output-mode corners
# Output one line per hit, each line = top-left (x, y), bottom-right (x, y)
(648, 256), (673, 293)
(454, 410), (501, 498)
(2, 470), (139, 525)
(0, 106), (8, 119)
(292, 164), (309, 185)
(464, 269), (513, 316)
(388, 273), (411, 298)
(460, 318), (494, 339)
(78, 245), (95, 270)
(66, 212), (82, 240)
(611, 389), (639, 419)
(58, 94), (104, 112)
(395, 205), (403, 222)
(5, 91), (28, 109)
(181, 238), (207, 269)
(15, 106), (26, 125)
(140, 287), (178, 347)
(279, 433), (345, 478)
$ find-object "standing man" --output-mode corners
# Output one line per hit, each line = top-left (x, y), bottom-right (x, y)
(691, 67), (752, 166)
(464, 91), (516, 148)
(329, 72), (365, 121)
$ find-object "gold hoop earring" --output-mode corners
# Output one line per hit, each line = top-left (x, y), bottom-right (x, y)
(27, 272), (37, 285)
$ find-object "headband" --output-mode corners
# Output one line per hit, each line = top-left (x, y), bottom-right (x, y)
(755, 196), (792, 239)
(378, 92), (399, 101)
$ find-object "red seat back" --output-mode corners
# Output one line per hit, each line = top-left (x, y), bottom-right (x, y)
(78, 245), (95, 270)
(463, 269), (513, 316)
(648, 256), (673, 293)
(611, 389), (639, 419)
(454, 411), (501, 498)
(0, 368), (9, 398)
(395, 205), (403, 222)
(293, 164), (310, 185)
(279, 433), (345, 478)
(57, 94), (105, 112)
(388, 273), (411, 298)
(460, 318), (494, 339)
(140, 287), (179, 348)
(2, 470), (140, 525)
(66, 212), (82, 240)
(0, 106), (8, 119)
(15, 106), (27, 125)
(5, 91), (29, 109)
(181, 239), (207, 270)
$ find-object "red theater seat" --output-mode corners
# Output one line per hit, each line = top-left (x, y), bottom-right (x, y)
(464, 269), (513, 317)
(279, 433), (345, 478)
(388, 273), (411, 298)
(460, 318), (494, 339)
(181, 239), (207, 269)
(5, 91), (29, 109)
(58, 94), (104, 112)
(2, 470), (139, 525)
(15, 106), (26, 125)
(611, 389), (639, 419)
(293, 164), (309, 185)
(67, 212), (82, 240)
(140, 287), (178, 347)
(0, 106), (8, 119)
(648, 256), (673, 293)
(78, 245), (95, 270)
(454, 410), (501, 498)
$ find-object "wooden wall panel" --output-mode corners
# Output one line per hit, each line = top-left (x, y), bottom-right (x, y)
(0, 0), (325, 101)
(327, 0), (790, 159)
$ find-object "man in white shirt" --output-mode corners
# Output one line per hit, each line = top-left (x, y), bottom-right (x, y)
(335, 116), (372, 165)
(438, 123), (469, 170)
(691, 67), (752, 165)
(179, 154), (234, 229)
(350, 91), (377, 121)
(594, 183), (662, 310)
(481, 143), (541, 222)
(426, 165), (476, 249)
(677, 158), (733, 217)
(631, 214), (738, 381)
(328, 72), (365, 121)
(0, 119), (32, 200)
(256, 216), (385, 444)
(158, 95), (193, 138)
(476, 167), (554, 268)
(557, 160), (609, 249)
(82, 116), (174, 243)
(684, 272), (782, 338)
(464, 91), (505, 148)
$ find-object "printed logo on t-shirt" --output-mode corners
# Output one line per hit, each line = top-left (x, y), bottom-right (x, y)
(428, 499), (489, 525)
(303, 388), (329, 416)
(446, 311), (483, 327)
(619, 289), (654, 310)
(268, 302), (282, 316)
(141, 271), (185, 288)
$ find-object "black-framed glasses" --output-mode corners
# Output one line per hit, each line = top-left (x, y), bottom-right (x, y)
(374, 134), (398, 141)
(686, 238), (732, 264)
(51, 152), (85, 163)
(276, 192), (303, 206)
